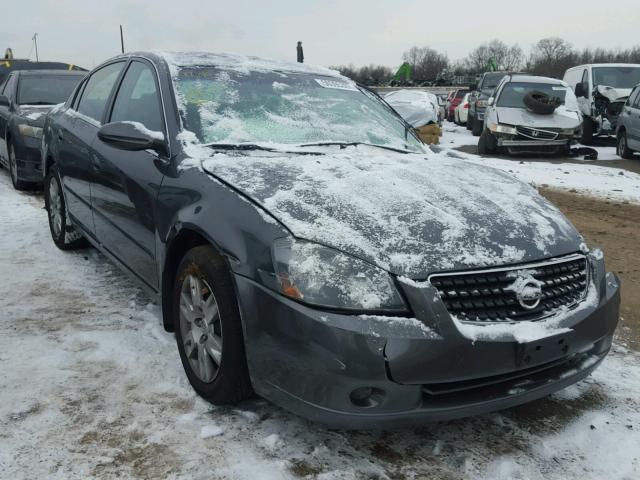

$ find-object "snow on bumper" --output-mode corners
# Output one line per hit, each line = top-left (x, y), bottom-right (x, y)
(233, 256), (620, 429)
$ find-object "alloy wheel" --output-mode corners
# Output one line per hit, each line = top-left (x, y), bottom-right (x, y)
(48, 176), (63, 238)
(179, 274), (223, 383)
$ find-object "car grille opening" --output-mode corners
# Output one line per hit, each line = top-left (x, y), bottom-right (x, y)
(516, 126), (559, 140)
(429, 254), (588, 323)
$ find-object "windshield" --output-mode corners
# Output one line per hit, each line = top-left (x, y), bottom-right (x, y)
(593, 66), (640, 89)
(481, 73), (507, 90)
(17, 75), (82, 105)
(173, 67), (424, 152)
(497, 82), (572, 108)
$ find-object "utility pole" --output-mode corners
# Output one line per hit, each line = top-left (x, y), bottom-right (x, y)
(120, 25), (125, 54)
(32, 33), (39, 62)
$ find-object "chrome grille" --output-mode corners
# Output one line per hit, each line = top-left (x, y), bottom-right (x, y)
(516, 126), (559, 140)
(429, 254), (589, 323)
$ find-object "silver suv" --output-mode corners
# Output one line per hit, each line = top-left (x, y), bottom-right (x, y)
(616, 83), (640, 158)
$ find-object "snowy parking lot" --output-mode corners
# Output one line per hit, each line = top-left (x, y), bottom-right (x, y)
(1, 136), (639, 479)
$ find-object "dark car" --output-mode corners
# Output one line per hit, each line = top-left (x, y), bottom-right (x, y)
(616, 83), (640, 158)
(0, 58), (85, 84)
(0, 70), (85, 189)
(41, 51), (620, 429)
(468, 71), (521, 136)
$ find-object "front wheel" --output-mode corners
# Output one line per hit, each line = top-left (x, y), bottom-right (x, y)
(472, 117), (483, 136)
(8, 142), (29, 190)
(581, 117), (595, 145)
(44, 165), (88, 250)
(617, 131), (634, 159)
(173, 245), (253, 405)
(478, 130), (496, 155)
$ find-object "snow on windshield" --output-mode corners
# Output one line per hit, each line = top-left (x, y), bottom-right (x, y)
(172, 67), (422, 151)
(158, 52), (422, 152)
(497, 82), (579, 111)
(384, 90), (438, 127)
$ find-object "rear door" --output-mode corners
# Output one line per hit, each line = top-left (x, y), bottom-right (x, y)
(58, 61), (125, 234)
(90, 59), (168, 290)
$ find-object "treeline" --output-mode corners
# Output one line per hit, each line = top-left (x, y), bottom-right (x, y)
(332, 38), (640, 86)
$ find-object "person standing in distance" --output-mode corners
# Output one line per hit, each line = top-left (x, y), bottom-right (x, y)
(297, 41), (304, 63)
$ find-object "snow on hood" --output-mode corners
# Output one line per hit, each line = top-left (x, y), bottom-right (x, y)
(197, 146), (582, 277)
(497, 105), (581, 130)
(595, 85), (631, 103)
(384, 90), (438, 127)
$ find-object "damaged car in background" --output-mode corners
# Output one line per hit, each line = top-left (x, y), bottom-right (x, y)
(41, 51), (620, 428)
(564, 63), (640, 144)
(478, 74), (582, 156)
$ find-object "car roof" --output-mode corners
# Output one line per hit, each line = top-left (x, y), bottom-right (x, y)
(507, 74), (567, 85)
(569, 63), (640, 70)
(109, 51), (344, 79)
(15, 69), (87, 77)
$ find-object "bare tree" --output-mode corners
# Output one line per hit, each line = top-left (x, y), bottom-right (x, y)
(401, 46), (449, 82)
(465, 39), (524, 72)
(331, 64), (393, 86)
(529, 37), (576, 78)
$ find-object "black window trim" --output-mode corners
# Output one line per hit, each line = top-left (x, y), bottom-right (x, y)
(73, 60), (127, 126)
(106, 58), (168, 145)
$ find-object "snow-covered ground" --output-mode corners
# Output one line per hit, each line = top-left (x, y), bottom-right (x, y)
(1, 170), (639, 479)
(439, 122), (640, 204)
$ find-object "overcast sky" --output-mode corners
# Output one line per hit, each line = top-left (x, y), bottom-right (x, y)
(3, 0), (639, 70)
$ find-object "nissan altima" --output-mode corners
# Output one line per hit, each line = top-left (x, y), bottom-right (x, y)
(41, 51), (620, 428)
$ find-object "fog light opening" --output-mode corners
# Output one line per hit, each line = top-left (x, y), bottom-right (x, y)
(350, 387), (385, 409)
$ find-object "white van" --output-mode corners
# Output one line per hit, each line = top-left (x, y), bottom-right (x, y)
(563, 64), (640, 144)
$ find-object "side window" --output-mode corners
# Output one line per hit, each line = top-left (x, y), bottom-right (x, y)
(627, 88), (639, 107)
(76, 62), (125, 123)
(634, 89), (640, 109)
(3, 75), (17, 99)
(110, 61), (163, 133)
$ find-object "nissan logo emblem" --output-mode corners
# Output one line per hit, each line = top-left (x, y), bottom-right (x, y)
(515, 279), (543, 310)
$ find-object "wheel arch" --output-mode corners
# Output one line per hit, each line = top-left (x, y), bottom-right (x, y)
(160, 225), (231, 332)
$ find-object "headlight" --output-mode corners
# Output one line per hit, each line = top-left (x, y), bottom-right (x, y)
(489, 123), (518, 135)
(18, 124), (43, 139)
(476, 99), (488, 108)
(272, 238), (407, 312)
(560, 128), (578, 136)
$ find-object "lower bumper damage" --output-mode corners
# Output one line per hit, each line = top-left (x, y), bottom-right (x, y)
(234, 254), (620, 429)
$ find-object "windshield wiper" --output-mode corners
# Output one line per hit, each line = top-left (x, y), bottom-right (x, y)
(297, 141), (413, 154)
(203, 142), (322, 155)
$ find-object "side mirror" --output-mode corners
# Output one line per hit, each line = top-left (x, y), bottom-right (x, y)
(575, 82), (587, 98)
(487, 97), (495, 106)
(98, 121), (167, 155)
(0, 95), (10, 108)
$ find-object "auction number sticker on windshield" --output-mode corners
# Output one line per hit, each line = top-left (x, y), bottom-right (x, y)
(315, 78), (358, 91)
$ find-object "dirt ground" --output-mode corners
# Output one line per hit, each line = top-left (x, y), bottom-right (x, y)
(539, 187), (640, 352)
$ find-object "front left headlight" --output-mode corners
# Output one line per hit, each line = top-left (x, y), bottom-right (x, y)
(488, 123), (518, 135)
(272, 238), (407, 312)
(18, 124), (43, 139)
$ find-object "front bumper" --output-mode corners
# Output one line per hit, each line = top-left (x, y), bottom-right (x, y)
(13, 134), (43, 183)
(235, 256), (620, 429)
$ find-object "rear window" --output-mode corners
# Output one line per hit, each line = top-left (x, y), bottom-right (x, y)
(18, 75), (83, 105)
(454, 90), (468, 99)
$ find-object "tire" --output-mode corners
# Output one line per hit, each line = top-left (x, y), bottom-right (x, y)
(8, 141), (29, 190)
(581, 117), (595, 145)
(523, 90), (561, 115)
(472, 117), (483, 137)
(44, 164), (88, 250)
(617, 131), (634, 159)
(478, 130), (496, 155)
(173, 245), (253, 405)
(466, 114), (473, 130)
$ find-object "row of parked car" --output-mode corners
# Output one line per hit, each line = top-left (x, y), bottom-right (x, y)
(441, 64), (640, 158)
(0, 49), (622, 429)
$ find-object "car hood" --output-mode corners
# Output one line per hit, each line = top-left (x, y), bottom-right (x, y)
(200, 147), (583, 277)
(497, 106), (581, 130)
(16, 105), (52, 127)
(595, 85), (631, 103)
